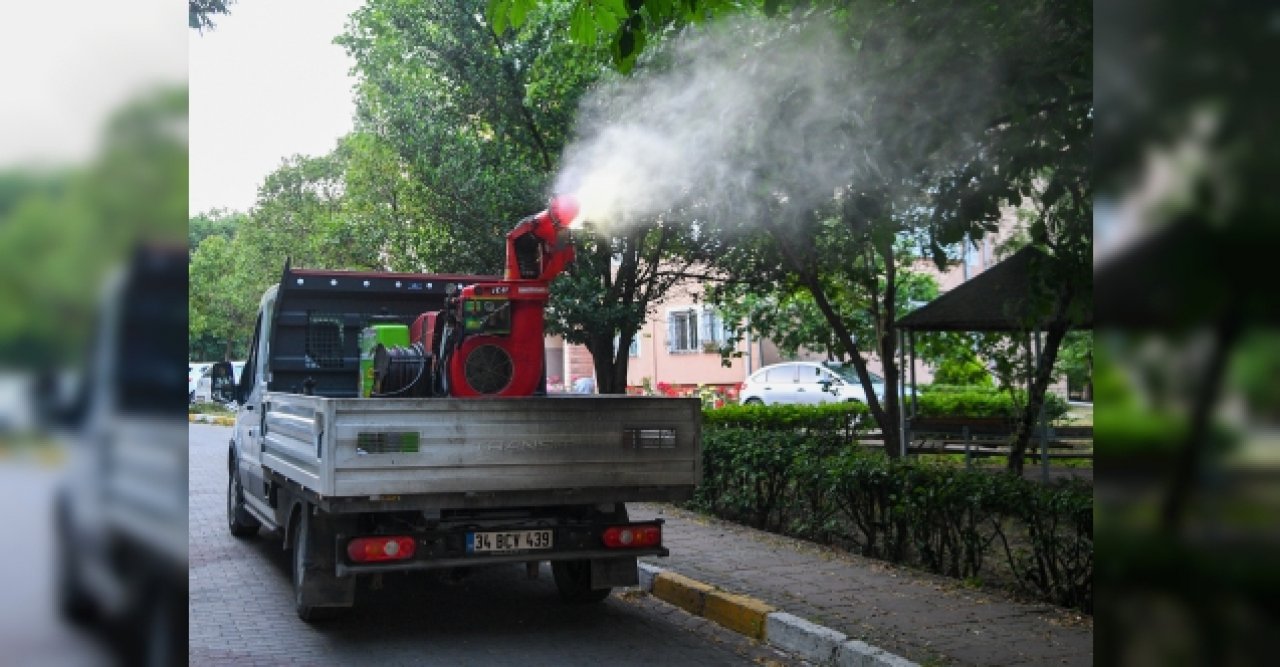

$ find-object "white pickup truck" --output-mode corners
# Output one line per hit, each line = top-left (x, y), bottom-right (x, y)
(211, 263), (701, 620)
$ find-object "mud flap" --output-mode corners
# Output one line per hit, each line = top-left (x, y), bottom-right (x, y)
(296, 510), (356, 610)
(590, 556), (638, 589)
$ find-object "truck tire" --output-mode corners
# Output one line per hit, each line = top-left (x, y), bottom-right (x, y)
(291, 510), (352, 621)
(552, 560), (611, 604)
(227, 467), (260, 537)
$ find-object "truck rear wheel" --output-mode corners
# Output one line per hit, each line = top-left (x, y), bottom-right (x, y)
(552, 560), (611, 604)
(227, 467), (260, 538)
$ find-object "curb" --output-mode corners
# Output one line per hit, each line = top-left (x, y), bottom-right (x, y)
(189, 414), (235, 426)
(637, 562), (917, 667)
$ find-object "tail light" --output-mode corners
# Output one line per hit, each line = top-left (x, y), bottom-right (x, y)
(602, 524), (662, 549)
(347, 536), (416, 563)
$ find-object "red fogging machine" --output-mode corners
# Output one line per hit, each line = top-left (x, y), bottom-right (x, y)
(366, 196), (579, 398)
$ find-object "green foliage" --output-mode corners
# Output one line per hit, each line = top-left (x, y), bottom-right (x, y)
(1056, 330), (1093, 397)
(1229, 331), (1280, 421)
(933, 357), (994, 387)
(697, 404), (1093, 610)
(189, 0), (235, 32)
(915, 386), (1069, 423)
(340, 0), (596, 273)
(0, 87), (187, 368)
(490, 0), (744, 71)
(188, 208), (244, 253)
(703, 402), (867, 431)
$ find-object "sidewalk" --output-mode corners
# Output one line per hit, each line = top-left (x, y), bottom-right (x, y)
(633, 503), (1091, 667)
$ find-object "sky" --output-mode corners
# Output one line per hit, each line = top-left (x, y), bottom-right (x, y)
(0, 0), (187, 167)
(189, 0), (365, 215)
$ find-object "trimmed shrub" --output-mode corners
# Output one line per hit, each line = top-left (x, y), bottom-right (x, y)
(915, 386), (1070, 422)
(697, 403), (1093, 612)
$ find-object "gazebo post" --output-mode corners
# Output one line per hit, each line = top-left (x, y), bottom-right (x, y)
(1034, 329), (1049, 483)
(908, 329), (918, 418)
(898, 328), (908, 459)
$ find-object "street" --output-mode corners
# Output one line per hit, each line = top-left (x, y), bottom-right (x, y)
(189, 424), (800, 666)
(0, 457), (115, 666)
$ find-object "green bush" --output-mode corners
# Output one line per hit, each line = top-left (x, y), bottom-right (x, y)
(915, 386), (1069, 422)
(933, 358), (994, 386)
(697, 404), (1093, 612)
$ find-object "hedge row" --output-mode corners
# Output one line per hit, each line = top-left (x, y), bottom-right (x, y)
(714, 385), (1069, 422)
(696, 404), (1092, 611)
(912, 385), (1071, 422)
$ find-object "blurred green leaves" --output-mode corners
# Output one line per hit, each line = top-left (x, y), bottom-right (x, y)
(0, 86), (187, 368)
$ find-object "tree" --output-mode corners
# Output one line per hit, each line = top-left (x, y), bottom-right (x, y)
(536, 3), (1089, 451)
(189, 208), (245, 253)
(189, 0), (235, 32)
(188, 234), (258, 360)
(340, 0), (708, 393)
(0, 87), (187, 368)
(490, 0), (744, 72)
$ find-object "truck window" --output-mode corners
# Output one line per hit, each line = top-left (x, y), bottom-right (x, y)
(116, 272), (187, 415)
(239, 312), (262, 398)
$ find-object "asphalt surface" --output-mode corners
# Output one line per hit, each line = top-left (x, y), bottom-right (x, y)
(0, 456), (117, 666)
(188, 424), (801, 666)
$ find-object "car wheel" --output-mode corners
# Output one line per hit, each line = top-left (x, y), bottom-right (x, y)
(552, 560), (611, 604)
(227, 467), (260, 538)
(743, 397), (764, 406)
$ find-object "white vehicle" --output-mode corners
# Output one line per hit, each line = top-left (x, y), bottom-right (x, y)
(193, 361), (244, 402)
(55, 246), (187, 664)
(213, 262), (701, 620)
(739, 361), (907, 406)
(189, 362), (213, 401)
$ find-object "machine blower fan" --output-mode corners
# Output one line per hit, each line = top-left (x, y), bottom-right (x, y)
(368, 195), (579, 398)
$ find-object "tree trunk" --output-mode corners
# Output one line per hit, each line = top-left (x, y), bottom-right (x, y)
(1007, 318), (1070, 475)
(1161, 316), (1239, 534)
(586, 331), (633, 395)
(876, 242), (902, 458)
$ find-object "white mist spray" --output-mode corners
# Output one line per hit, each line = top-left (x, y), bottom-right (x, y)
(554, 15), (994, 235)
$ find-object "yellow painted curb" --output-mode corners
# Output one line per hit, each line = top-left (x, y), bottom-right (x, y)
(652, 571), (714, 616)
(189, 414), (235, 426)
(704, 589), (775, 640)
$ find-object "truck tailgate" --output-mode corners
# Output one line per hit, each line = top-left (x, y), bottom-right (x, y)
(261, 395), (701, 502)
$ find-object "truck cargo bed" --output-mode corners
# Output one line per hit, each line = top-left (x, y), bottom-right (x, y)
(260, 394), (701, 508)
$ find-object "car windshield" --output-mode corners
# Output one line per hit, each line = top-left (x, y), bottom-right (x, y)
(824, 363), (882, 385)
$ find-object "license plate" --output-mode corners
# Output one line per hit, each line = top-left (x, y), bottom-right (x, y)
(467, 530), (554, 554)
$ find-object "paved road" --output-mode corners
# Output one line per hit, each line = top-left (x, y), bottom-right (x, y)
(189, 424), (800, 666)
(0, 456), (116, 666)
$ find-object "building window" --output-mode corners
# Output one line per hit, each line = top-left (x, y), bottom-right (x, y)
(700, 308), (732, 347)
(667, 306), (732, 354)
(667, 308), (699, 353)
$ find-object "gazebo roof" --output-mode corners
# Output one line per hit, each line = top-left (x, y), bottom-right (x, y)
(896, 246), (1092, 332)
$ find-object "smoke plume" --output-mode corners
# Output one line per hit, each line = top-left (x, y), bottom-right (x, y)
(554, 15), (994, 234)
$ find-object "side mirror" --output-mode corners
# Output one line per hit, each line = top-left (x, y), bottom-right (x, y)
(210, 362), (238, 404)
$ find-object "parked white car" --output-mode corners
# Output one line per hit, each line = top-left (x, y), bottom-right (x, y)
(189, 362), (213, 402)
(193, 361), (244, 403)
(739, 361), (907, 406)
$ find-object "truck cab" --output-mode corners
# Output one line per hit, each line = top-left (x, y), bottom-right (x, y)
(53, 246), (188, 664)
